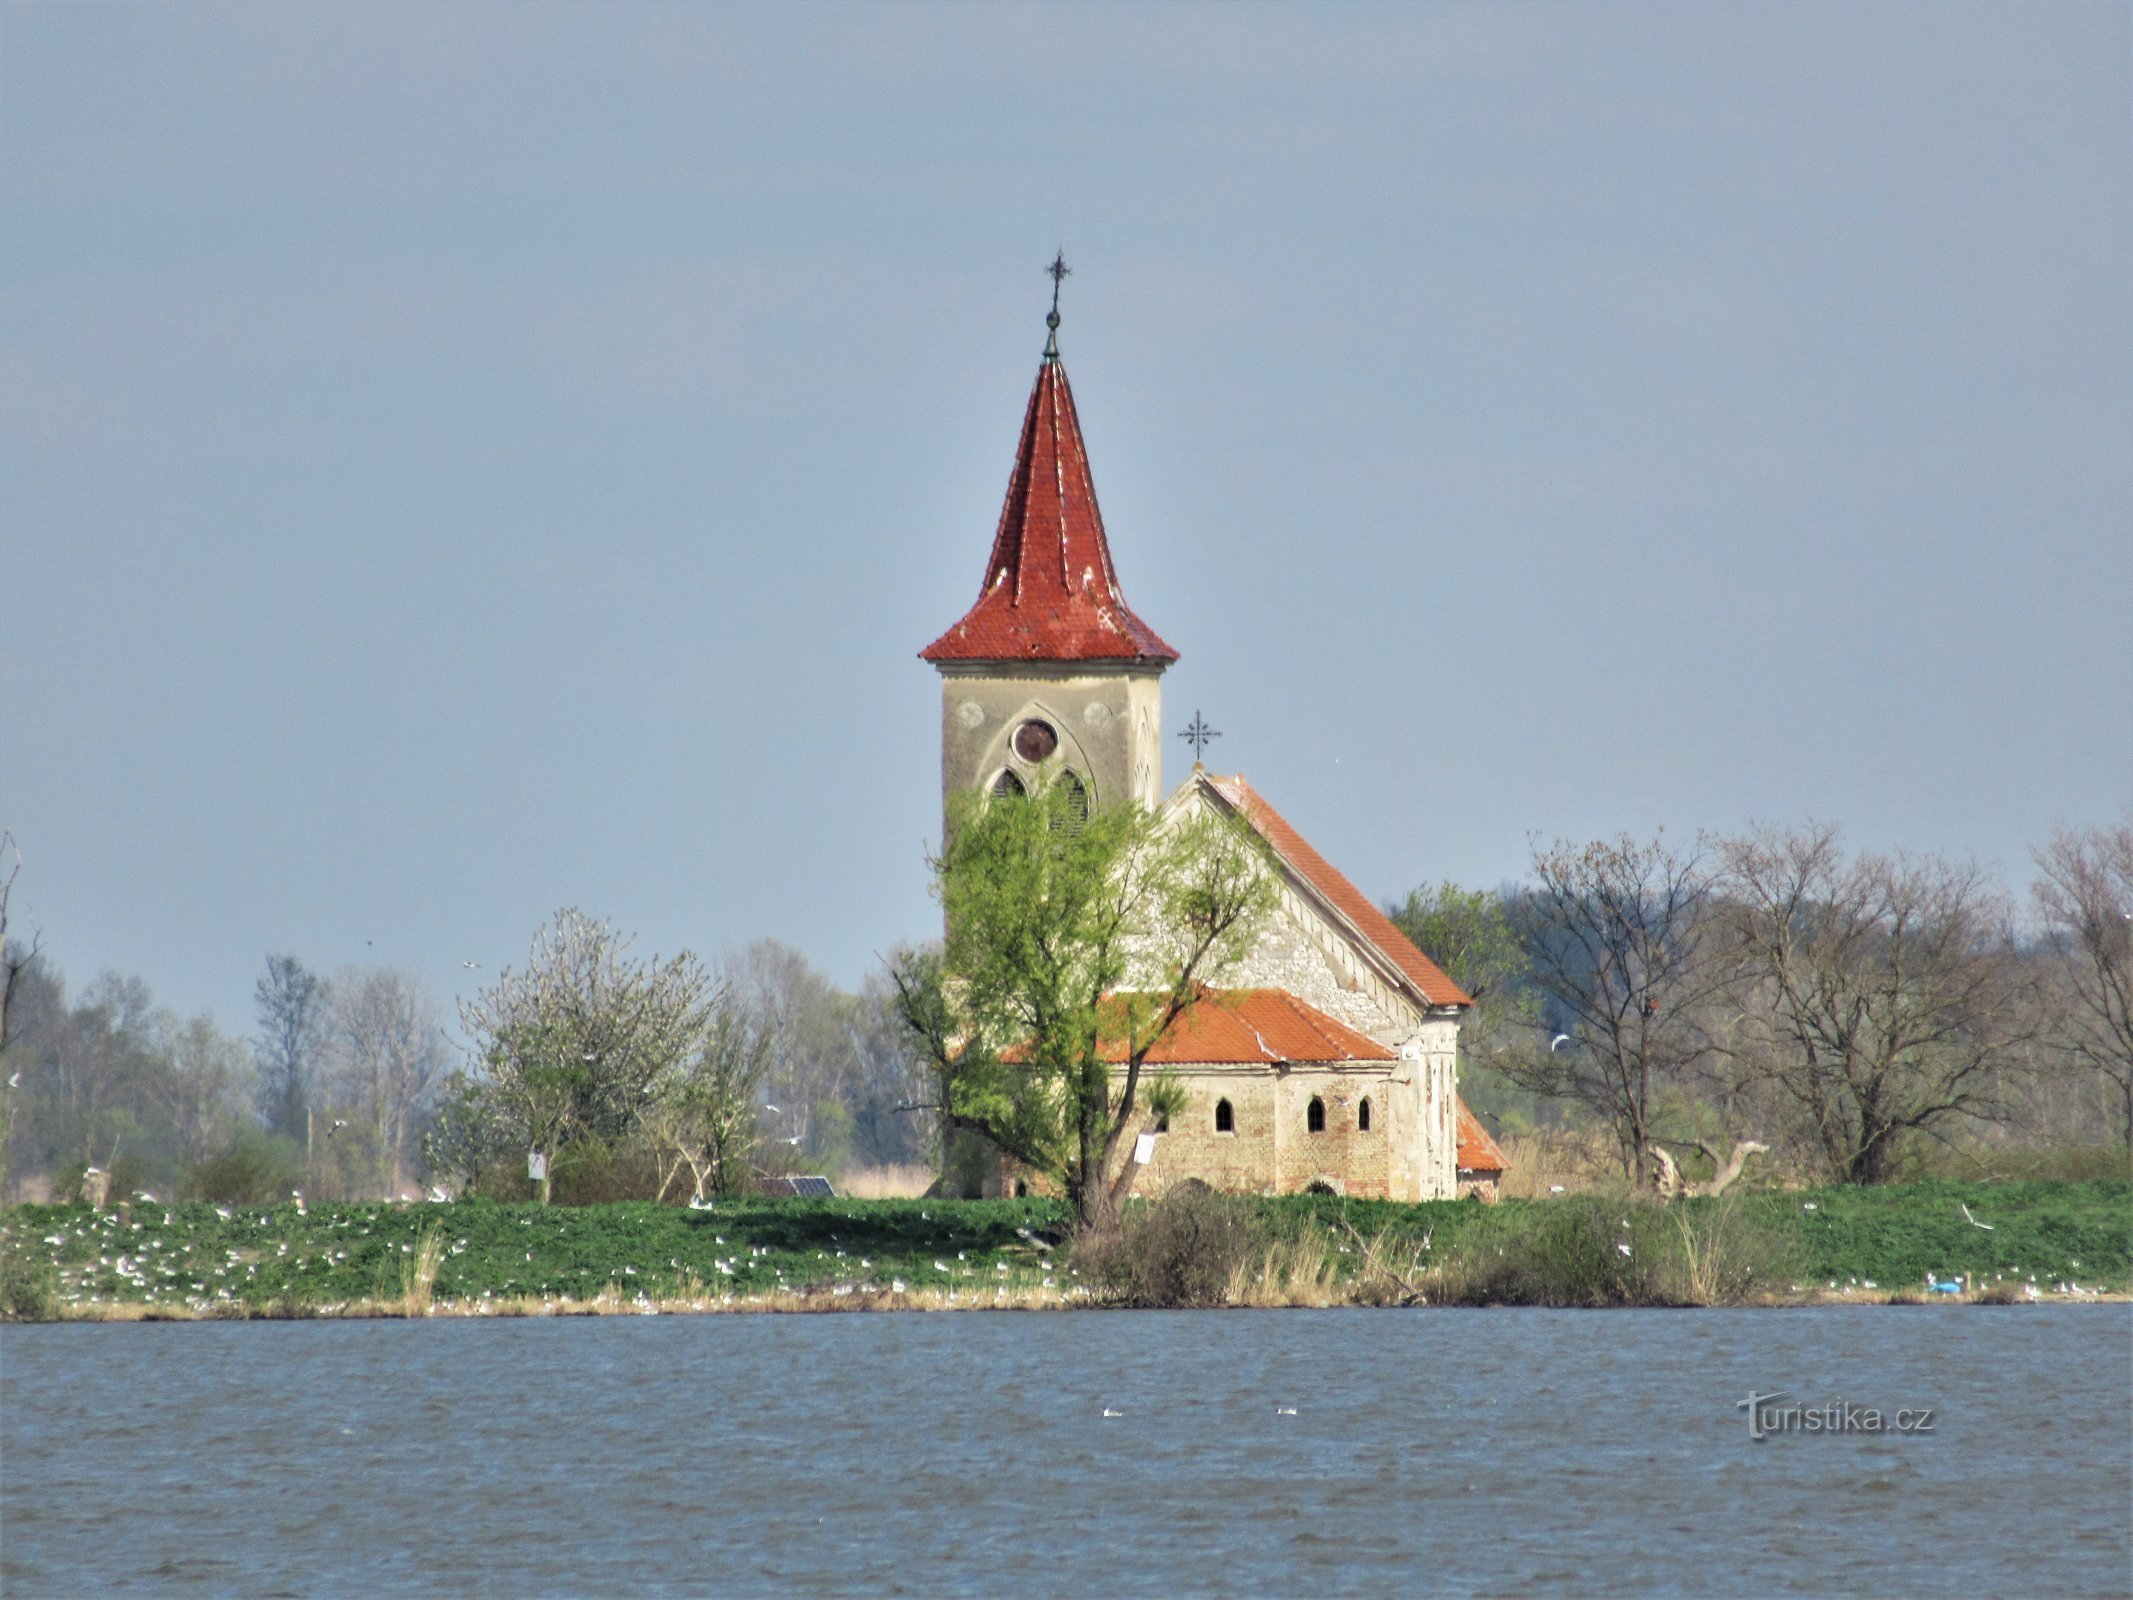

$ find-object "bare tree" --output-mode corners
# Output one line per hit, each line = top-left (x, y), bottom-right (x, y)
(1502, 832), (1726, 1185)
(0, 828), (38, 1197)
(160, 1012), (254, 1177)
(254, 954), (328, 1144)
(2031, 819), (2133, 1152)
(726, 940), (867, 1167)
(326, 968), (449, 1196)
(1717, 824), (2034, 1184)
(458, 908), (716, 1203)
(644, 993), (772, 1202)
(849, 961), (939, 1170)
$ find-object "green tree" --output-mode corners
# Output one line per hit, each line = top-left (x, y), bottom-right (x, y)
(892, 780), (1276, 1228)
(1387, 880), (1548, 1126)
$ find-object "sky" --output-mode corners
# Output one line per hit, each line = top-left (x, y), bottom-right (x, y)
(3, 1), (2128, 1038)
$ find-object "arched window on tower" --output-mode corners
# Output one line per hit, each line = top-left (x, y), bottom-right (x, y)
(1357, 1097), (1372, 1132)
(1059, 770), (1090, 831)
(1214, 1098), (1234, 1134)
(991, 769), (1026, 799)
(1307, 1096), (1326, 1133)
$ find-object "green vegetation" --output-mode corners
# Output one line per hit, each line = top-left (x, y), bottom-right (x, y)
(895, 778), (1276, 1225)
(2, 1181), (2122, 1320)
(0, 1195), (1068, 1317)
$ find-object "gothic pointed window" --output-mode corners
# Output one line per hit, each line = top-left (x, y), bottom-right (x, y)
(1059, 771), (1089, 830)
(1307, 1096), (1326, 1133)
(1357, 1097), (1372, 1132)
(1214, 1098), (1234, 1134)
(992, 769), (1026, 798)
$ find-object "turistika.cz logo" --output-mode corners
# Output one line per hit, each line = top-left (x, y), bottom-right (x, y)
(1737, 1391), (1937, 1442)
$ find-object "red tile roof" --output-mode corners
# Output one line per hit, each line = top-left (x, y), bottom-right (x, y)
(920, 353), (1179, 665)
(1203, 775), (1473, 1010)
(1456, 1100), (1509, 1173)
(1092, 988), (1398, 1064)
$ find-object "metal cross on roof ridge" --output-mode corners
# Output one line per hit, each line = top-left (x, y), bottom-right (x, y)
(1180, 711), (1221, 760)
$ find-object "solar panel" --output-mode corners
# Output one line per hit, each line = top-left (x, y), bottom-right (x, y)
(789, 1175), (836, 1199)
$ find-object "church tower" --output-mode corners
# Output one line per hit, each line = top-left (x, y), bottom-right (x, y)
(919, 282), (1176, 822)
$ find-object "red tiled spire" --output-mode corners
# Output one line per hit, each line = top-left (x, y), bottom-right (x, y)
(920, 349), (1179, 665)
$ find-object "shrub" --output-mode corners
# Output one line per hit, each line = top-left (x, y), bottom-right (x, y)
(187, 1130), (304, 1205)
(1664, 1191), (1797, 1305)
(1079, 1186), (1267, 1307)
(0, 1243), (58, 1322)
(1432, 1195), (1673, 1306)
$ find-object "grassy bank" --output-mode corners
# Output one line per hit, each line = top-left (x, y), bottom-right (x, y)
(2, 1181), (2124, 1321)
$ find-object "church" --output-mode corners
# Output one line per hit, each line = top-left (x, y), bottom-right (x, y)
(918, 286), (1506, 1204)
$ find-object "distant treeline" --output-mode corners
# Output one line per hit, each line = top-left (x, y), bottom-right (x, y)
(0, 931), (936, 1207)
(1387, 819), (2131, 1187)
(0, 816), (2125, 1205)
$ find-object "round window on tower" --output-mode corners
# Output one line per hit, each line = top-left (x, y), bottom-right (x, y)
(1012, 719), (1059, 763)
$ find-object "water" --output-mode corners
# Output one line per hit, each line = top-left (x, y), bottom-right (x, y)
(4, 1308), (2128, 1597)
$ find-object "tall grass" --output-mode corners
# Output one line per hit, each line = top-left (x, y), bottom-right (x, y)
(1495, 1129), (1629, 1197)
(402, 1225), (445, 1317)
(835, 1164), (937, 1200)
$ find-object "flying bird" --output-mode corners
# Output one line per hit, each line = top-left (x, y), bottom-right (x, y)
(6, 1072), (18, 1089)
(1960, 1203), (1994, 1231)
(1549, 1034), (1571, 1051)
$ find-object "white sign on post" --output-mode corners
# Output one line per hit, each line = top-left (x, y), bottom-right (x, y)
(1133, 1132), (1159, 1166)
(528, 1151), (547, 1182)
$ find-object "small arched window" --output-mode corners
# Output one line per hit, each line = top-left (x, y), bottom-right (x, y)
(1214, 1098), (1234, 1134)
(992, 769), (1026, 798)
(1307, 1097), (1326, 1133)
(1357, 1097), (1372, 1131)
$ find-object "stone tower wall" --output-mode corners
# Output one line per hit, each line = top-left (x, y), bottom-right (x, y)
(935, 662), (1165, 827)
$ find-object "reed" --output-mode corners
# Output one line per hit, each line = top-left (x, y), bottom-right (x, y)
(1227, 1235), (1343, 1307)
(401, 1225), (445, 1318)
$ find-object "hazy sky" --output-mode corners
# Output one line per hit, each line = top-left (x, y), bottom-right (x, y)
(4, 1), (2127, 1036)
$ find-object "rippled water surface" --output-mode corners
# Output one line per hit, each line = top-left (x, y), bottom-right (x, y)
(4, 1307), (2128, 1596)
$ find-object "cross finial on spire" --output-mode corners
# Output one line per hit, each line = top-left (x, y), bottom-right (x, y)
(1180, 711), (1221, 765)
(1044, 250), (1070, 356)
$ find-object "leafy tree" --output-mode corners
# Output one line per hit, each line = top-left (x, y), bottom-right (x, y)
(2032, 820), (2133, 1153)
(1387, 880), (1550, 1127)
(254, 954), (328, 1144)
(892, 780), (1276, 1228)
(457, 908), (716, 1204)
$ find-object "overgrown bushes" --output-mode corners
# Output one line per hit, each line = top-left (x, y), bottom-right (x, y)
(1078, 1187), (1268, 1307)
(186, 1129), (304, 1205)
